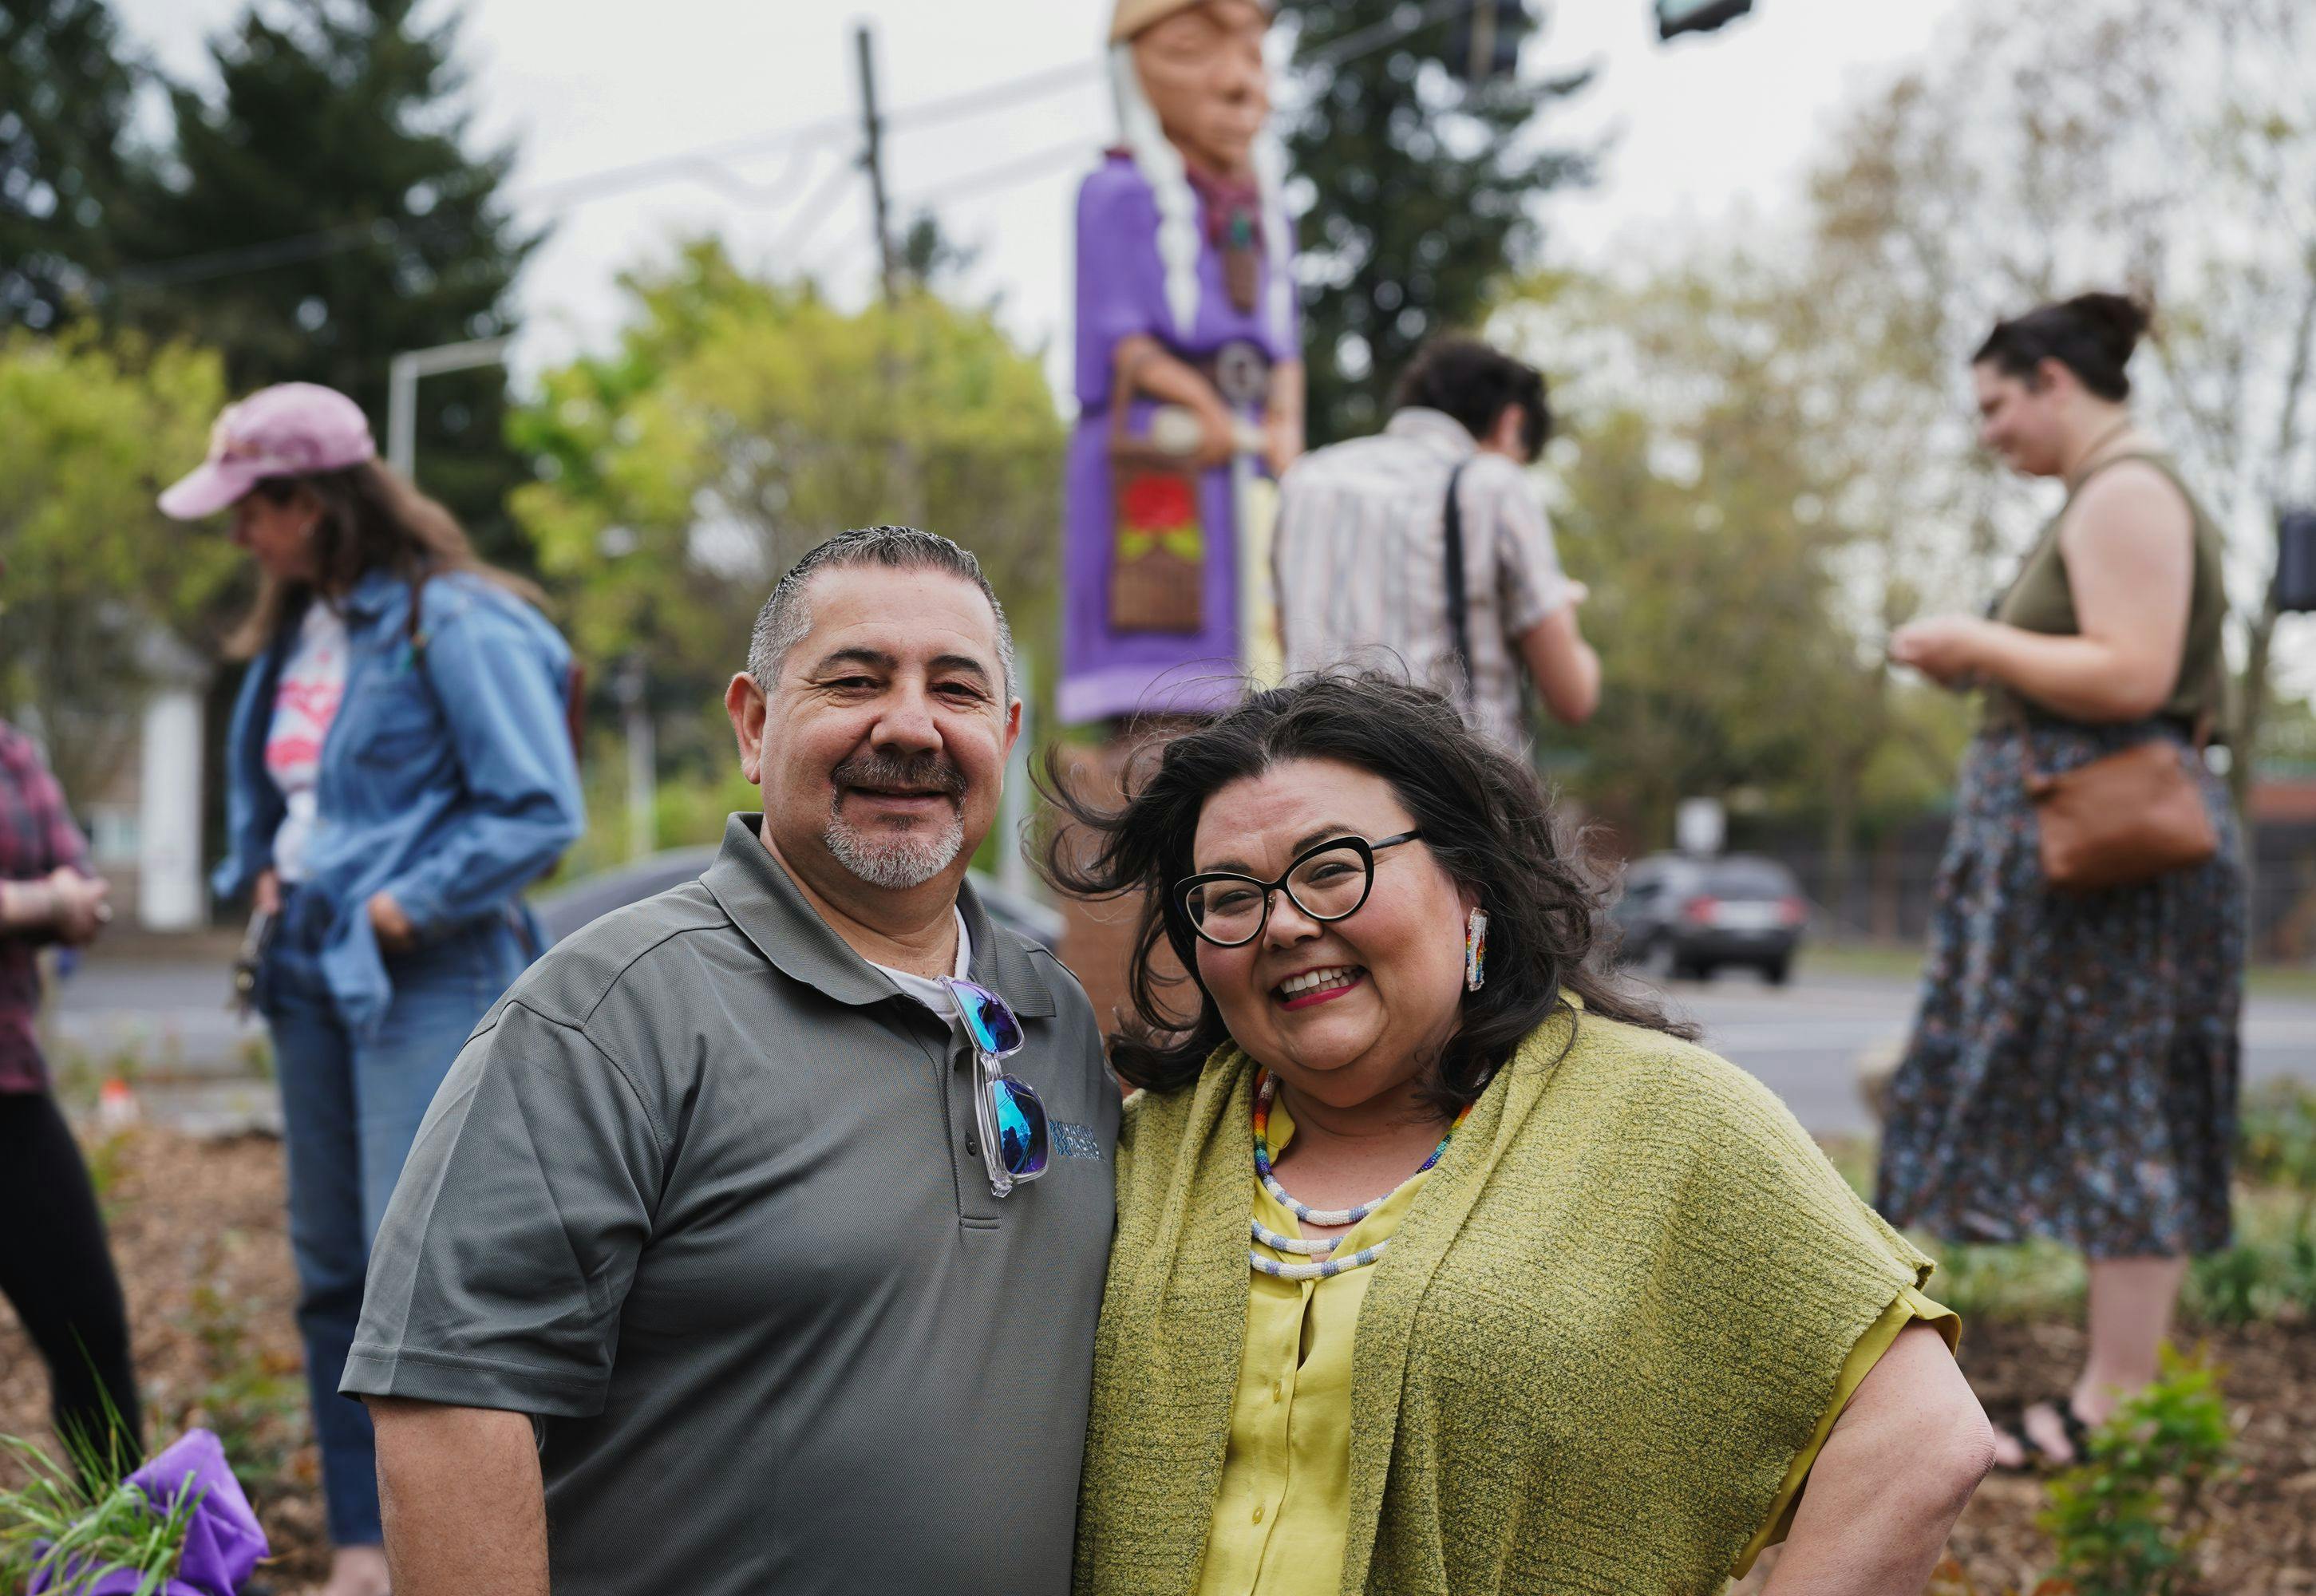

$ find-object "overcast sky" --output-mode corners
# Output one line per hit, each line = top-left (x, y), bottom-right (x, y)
(116, 0), (1972, 387)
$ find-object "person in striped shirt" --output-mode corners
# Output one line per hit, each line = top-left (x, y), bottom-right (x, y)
(1272, 336), (1599, 754)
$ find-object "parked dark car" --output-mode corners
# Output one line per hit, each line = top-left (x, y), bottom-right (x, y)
(533, 847), (1065, 952)
(1608, 851), (1808, 984)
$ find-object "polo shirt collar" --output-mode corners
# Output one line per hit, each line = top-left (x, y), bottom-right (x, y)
(1385, 406), (1480, 459)
(702, 813), (1057, 1019)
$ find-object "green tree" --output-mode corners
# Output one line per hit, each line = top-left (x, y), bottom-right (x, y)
(510, 238), (1065, 777)
(1281, 0), (1592, 444)
(1500, 263), (1971, 859)
(121, 0), (536, 564)
(0, 0), (147, 330)
(0, 330), (236, 800)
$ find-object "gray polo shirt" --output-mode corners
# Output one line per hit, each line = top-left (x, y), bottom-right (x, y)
(342, 814), (1118, 1595)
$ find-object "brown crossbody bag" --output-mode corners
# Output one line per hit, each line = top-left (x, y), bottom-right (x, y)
(2016, 713), (2218, 892)
(1997, 445), (2223, 893)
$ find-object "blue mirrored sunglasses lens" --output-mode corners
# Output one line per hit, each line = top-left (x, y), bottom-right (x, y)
(990, 1076), (1049, 1176)
(956, 982), (1024, 1056)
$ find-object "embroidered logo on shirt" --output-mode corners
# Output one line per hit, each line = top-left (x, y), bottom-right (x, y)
(1051, 1121), (1104, 1161)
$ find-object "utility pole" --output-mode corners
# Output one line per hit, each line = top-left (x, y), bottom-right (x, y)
(612, 655), (657, 862)
(854, 22), (899, 304)
(387, 334), (512, 480)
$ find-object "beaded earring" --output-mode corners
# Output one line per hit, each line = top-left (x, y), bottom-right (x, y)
(1464, 907), (1488, 993)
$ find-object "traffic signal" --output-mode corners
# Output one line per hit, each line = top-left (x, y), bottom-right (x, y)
(1657, 0), (1755, 41)
(1448, 0), (1531, 84)
(2278, 508), (2316, 613)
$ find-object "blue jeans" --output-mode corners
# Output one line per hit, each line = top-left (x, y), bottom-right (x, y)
(263, 901), (528, 1547)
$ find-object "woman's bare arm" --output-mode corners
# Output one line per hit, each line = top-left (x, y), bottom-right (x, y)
(1761, 1325), (1997, 1595)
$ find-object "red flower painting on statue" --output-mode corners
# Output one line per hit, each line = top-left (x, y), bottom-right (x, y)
(1121, 473), (1196, 530)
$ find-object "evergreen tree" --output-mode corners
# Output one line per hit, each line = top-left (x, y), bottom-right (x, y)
(123, 0), (537, 564)
(0, 0), (145, 330)
(1280, 0), (1591, 444)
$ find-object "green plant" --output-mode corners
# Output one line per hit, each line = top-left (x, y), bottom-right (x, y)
(0, 1409), (200, 1596)
(162, 1244), (306, 1491)
(2236, 1080), (2316, 1192)
(77, 1127), (137, 1225)
(2185, 1185), (2316, 1328)
(1922, 1237), (2089, 1323)
(235, 1033), (275, 1084)
(2038, 1345), (2234, 1596)
(2186, 1241), (2276, 1329)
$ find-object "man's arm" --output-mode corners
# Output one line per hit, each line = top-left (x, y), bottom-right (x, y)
(1761, 1324), (1997, 1594)
(371, 1399), (548, 1596)
(1516, 598), (1601, 726)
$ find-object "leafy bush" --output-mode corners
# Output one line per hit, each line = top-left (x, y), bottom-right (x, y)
(2037, 1345), (2234, 1596)
(2235, 1080), (2316, 1192)
(2185, 1186), (2316, 1328)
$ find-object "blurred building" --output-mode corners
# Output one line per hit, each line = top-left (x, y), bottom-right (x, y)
(73, 629), (209, 934)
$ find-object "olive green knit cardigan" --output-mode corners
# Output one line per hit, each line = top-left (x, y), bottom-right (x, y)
(1075, 1000), (1937, 1596)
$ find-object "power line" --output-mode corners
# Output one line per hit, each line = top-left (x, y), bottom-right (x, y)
(105, 8), (1477, 298)
(115, 115), (856, 291)
(893, 136), (1097, 211)
(884, 58), (1100, 134)
(773, 157), (865, 258)
(107, 54), (1101, 292)
(1298, 0), (1479, 73)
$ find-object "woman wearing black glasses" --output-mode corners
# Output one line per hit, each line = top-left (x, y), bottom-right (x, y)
(1046, 672), (1994, 1596)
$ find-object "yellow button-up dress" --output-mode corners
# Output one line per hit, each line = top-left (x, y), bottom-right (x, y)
(1194, 1097), (1957, 1596)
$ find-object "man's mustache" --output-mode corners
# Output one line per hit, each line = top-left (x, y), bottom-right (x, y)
(830, 751), (969, 801)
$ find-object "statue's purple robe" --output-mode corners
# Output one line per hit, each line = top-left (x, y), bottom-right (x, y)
(1059, 150), (1299, 725)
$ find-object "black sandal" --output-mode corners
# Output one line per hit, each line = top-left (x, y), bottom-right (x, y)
(1990, 1394), (2094, 1472)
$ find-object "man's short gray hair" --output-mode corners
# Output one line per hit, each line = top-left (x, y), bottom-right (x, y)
(747, 525), (1018, 702)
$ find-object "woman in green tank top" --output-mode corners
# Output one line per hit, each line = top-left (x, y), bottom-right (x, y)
(1875, 293), (2245, 1476)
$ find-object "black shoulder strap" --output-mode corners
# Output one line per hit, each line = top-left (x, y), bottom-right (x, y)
(1442, 461), (1475, 707)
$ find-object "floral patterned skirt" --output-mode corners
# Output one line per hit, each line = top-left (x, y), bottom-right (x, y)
(1874, 721), (2246, 1258)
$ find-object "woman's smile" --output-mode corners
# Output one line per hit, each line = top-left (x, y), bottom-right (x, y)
(1274, 964), (1365, 1010)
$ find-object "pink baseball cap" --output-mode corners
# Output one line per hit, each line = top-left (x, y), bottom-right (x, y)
(158, 382), (377, 519)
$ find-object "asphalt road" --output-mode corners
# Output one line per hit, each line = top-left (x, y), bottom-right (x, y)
(45, 950), (2316, 1137)
(1642, 967), (2316, 1136)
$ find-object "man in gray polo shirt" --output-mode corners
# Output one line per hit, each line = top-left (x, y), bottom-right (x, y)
(343, 527), (1118, 1595)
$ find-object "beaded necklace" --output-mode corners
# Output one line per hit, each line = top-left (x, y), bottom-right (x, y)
(1248, 1069), (1474, 1282)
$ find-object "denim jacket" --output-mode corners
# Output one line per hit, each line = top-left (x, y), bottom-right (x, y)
(214, 567), (585, 1040)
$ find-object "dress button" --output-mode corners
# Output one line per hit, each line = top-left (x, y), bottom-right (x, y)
(1271, 1381), (1283, 1403)
(1252, 1503), (1264, 1524)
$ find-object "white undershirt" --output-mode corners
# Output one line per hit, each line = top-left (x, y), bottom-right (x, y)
(868, 907), (973, 1020)
(264, 602), (350, 885)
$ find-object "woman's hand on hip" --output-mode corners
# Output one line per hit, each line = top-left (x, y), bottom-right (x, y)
(369, 890), (417, 954)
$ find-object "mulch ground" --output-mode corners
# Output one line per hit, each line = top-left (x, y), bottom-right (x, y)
(5, 1129), (2314, 1594)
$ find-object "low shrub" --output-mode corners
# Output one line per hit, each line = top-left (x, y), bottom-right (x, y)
(2037, 1345), (2235, 1596)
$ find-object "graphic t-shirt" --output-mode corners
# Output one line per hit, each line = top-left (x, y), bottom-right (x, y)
(265, 602), (349, 885)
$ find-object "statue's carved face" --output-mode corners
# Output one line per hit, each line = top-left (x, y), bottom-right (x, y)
(1131, 0), (1271, 180)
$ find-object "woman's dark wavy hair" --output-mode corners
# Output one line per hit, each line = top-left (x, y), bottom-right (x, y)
(1973, 290), (2152, 404)
(1039, 672), (1695, 1111)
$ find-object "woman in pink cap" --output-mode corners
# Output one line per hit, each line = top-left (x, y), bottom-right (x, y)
(161, 382), (584, 1596)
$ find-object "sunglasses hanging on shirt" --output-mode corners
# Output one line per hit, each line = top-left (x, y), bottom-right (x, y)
(940, 976), (1050, 1198)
